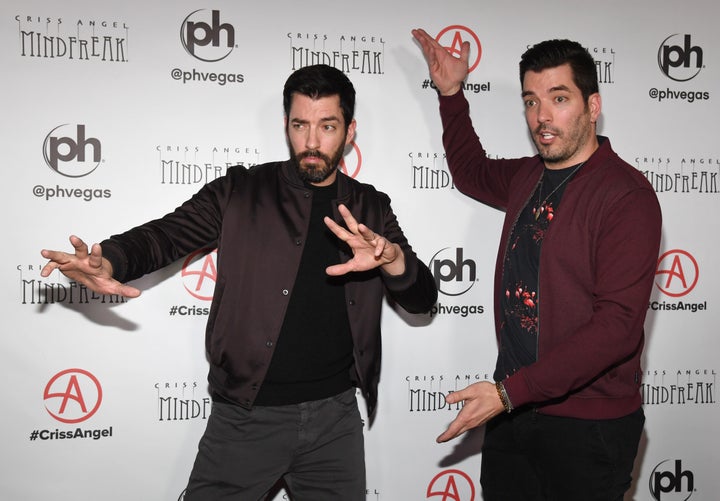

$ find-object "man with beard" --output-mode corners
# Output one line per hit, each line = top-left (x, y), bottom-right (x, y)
(412, 30), (661, 500)
(40, 64), (437, 500)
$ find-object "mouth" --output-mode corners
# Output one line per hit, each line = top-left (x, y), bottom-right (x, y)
(536, 128), (560, 145)
(300, 151), (326, 163)
(301, 158), (326, 171)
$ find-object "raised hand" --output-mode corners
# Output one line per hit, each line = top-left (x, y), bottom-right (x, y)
(411, 28), (470, 96)
(41, 235), (141, 298)
(324, 204), (406, 277)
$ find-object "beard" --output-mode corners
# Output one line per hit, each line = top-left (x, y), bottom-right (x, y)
(532, 110), (593, 165)
(290, 140), (347, 184)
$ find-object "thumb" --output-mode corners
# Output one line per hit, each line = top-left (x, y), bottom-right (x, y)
(445, 390), (466, 405)
(460, 41), (471, 65)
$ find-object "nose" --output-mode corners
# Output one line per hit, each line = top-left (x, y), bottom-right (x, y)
(535, 102), (551, 124)
(305, 126), (320, 150)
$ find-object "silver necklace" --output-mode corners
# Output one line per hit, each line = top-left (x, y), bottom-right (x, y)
(534, 162), (585, 221)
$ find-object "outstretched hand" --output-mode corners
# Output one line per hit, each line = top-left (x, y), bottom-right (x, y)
(411, 28), (470, 96)
(324, 204), (406, 277)
(40, 235), (141, 298)
(436, 381), (505, 443)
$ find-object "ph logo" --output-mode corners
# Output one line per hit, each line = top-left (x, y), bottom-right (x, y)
(650, 459), (695, 500)
(658, 34), (704, 82)
(43, 124), (102, 177)
(43, 368), (103, 424)
(181, 9), (236, 62)
(430, 247), (477, 296)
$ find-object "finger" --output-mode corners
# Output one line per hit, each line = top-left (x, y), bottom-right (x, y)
(412, 29), (438, 63)
(374, 239), (384, 258)
(325, 262), (353, 277)
(39, 249), (70, 275)
(119, 284), (142, 298)
(356, 223), (377, 241)
(459, 41), (471, 65)
(39, 257), (60, 277)
(411, 28), (428, 47)
(40, 248), (66, 262)
(436, 420), (468, 443)
(413, 28), (436, 50)
(373, 238), (389, 259)
(324, 216), (351, 241)
(355, 223), (388, 258)
(88, 243), (104, 269)
(69, 235), (89, 258)
(445, 389), (468, 405)
(337, 204), (360, 234)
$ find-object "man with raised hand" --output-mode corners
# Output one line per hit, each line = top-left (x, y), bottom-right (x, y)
(413, 28), (661, 500)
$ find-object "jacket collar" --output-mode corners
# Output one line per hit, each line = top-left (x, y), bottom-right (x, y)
(574, 135), (612, 179)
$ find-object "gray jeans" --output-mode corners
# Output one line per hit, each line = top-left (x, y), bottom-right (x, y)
(184, 388), (365, 501)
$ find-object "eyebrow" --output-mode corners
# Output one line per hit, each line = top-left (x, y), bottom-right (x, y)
(521, 84), (572, 98)
(290, 116), (341, 124)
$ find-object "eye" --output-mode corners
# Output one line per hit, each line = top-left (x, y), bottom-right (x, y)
(524, 99), (536, 108)
(555, 95), (568, 103)
(323, 124), (337, 131)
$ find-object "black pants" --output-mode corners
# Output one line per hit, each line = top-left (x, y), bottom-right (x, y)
(184, 388), (365, 501)
(480, 407), (645, 501)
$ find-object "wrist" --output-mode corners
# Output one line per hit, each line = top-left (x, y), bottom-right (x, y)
(438, 84), (462, 97)
(381, 244), (405, 276)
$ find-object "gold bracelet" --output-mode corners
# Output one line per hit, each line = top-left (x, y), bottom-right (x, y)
(495, 381), (513, 413)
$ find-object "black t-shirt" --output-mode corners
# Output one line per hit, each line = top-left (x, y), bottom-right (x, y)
(494, 163), (583, 380)
(254, 179), (354, 405)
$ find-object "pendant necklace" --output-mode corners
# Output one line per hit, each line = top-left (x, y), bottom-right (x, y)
(534, 161), (585, 221)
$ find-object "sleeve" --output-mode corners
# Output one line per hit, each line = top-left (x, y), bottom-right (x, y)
(101, 167), (241, 283)
(376, 192), (438, 314)
(439, 90), (526, 210)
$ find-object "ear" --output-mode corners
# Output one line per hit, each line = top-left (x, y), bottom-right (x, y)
(588, 93), (602, 124)
(345, 119), (357, 145)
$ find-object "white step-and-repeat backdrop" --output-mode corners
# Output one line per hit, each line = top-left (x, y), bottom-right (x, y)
(2, 0), (717, 499)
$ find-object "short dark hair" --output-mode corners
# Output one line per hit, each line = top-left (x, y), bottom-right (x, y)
(283, 64), (355, 128)
(519, 40), (599, 102)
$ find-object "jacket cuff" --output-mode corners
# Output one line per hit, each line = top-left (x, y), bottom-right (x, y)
(502, 370), (533, 410)
(99, 239), (129, 282)
(380, 252), (418, 291)
(438, 88), (468, 115)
